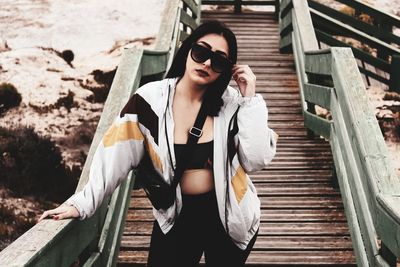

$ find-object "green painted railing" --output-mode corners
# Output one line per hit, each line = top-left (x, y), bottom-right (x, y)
(307, 0), (400, 92)
(0, 1), (200, 266)
(280, 0), (400, 266)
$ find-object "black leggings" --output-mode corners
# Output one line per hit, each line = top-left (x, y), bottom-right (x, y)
(147, 189), (258, 267)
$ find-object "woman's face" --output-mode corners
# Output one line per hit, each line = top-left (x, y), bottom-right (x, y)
(185, 33), (230, 86)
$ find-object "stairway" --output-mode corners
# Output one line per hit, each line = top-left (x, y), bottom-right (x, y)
(117, 10), (356, 266)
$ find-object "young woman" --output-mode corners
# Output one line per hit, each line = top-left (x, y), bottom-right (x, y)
(39, 20), (278, 267)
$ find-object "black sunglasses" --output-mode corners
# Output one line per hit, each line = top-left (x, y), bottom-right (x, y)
(190, 43), (233, 73)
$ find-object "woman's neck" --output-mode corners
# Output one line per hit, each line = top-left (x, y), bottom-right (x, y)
(175, 74), (207, 103)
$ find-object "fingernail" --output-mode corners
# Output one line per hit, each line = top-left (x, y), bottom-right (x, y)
(54, 216), (59, 220)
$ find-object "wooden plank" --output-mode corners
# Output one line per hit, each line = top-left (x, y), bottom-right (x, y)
(0, 210), (106, 267)
(310, 8), (400, 56)
(292, 0), (319, 51)
(117, 250), (356, 265)
(330, 125), (370, 266)
(376, 195), (400, 258)
(120, 235), (353, 250)
(93, 174), (135, 267)
(304, 50), (332, 76)
(178, 30), (189, 43)
(280, 0), (293, 19)
(142, 50), (168, 76)
(246, 251), (356, 265)
(125, 208), (347, 222)
(122, 221), (350, 236)
(280, 8), (293, 37)
(129, 195), (345, 209)
(331, 47), (399, 203)
(180, 8), (197, 31)
(155, 0), (180, 50)
(303, 83), (332, 110)
(330, 91), (379, 264)
(182, 0), (199, 20)
(303, 110), (332, 139)
(280, 32), (293, 52)
(308, 0), (400, 46)
(315, 30), (391, 73)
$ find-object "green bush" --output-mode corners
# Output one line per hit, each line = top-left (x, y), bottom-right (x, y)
(0, 126), (77, 203)
(0, 83), (22, 114)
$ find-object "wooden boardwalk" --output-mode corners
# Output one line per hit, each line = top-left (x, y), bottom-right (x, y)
(117, 11), (356, 266)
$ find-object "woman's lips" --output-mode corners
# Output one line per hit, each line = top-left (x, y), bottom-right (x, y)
(195, 69), (209, 77)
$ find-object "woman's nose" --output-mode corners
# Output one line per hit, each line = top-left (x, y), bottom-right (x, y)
(203, 58), (212, 67)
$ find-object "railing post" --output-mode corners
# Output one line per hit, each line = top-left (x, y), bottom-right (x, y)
(389, 54), (400, 93)
(377, 19), (393, 61)
(306, 73), (317, 139)
(380, 242), (397, 267)
(234, 0), (241, 13)
(331, 163), (339, 189)
(274, 0), (280, 21)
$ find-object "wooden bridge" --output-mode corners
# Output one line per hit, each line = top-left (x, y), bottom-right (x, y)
(1, 0), (400, 266)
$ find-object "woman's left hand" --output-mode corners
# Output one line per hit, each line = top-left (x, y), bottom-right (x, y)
(232, 64), (256, 97)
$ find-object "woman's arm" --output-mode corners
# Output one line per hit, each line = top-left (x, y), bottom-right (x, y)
(39, 94), (147, 221)
(231, 64), (278, 172)
(235, 94), (278, 172)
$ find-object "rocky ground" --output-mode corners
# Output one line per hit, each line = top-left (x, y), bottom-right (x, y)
(0, 0), (399, 252)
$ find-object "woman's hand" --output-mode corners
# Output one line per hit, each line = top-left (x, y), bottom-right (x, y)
(232, 64), (256, 97)
(38, 204), (80, 222)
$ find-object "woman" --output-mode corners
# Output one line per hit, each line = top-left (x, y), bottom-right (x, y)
(39, 20), (278, 267)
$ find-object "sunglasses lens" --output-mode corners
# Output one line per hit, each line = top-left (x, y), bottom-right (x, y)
(191, 43), (232, 73)
(211, 54), (232, 73)
(191, 44), (210, 63)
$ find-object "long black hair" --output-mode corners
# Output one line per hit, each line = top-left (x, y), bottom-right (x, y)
(166, 20), (237, 116)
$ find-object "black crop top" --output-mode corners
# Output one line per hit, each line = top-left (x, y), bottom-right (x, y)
(174, 140), (213, 170)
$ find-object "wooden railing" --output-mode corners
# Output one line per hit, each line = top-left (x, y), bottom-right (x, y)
(280, 0), (400, 266)
(202, 0), (280, 19)
(307, 0), (400, 92)
(0, 1), (200, 266)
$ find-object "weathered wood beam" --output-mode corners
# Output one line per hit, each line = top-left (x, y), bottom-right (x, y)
(303, 83), (332, 110)
(330, 125), (370, 266)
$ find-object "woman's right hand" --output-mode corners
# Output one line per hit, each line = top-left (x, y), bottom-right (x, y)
(38, 204), (80, 222)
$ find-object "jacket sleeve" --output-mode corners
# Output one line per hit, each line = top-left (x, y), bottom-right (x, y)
(64, 95), (146, 220)
(235, 93), (278, 173)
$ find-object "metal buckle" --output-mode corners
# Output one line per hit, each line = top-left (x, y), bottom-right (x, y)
(189, 126), (203, 138)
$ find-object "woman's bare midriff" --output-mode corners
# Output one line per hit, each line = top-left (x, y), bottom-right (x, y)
(180, 169), (214, 194)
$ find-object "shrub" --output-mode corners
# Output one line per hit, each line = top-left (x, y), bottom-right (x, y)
(0, 126), (77, 203)
(0, 83), (22, 114)
(55, 90), (75, 111)
(79, 68), (116, 103)
(383, 92), (400, 102)
(395, 112), (400, 140)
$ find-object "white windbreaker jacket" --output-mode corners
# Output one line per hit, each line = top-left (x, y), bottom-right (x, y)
(65, 77), (278, 249)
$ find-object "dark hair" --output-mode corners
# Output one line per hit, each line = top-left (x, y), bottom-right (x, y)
(166, 20), (237, 116)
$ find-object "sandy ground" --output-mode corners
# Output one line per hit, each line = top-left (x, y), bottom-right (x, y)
(0, 0), (164, 169)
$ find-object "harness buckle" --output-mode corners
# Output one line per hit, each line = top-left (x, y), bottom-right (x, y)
(189, 126), (203, 138)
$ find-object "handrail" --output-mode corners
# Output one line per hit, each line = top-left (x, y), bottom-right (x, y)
(280, 0), (400, 266)
(0, 1), (200, 266)
(307, 0), (400, 92)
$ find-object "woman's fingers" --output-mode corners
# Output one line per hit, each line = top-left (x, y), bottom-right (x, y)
(232, 64), (256, 97)
(38, 205), (79, 222)
(232, 65), (256, 80)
